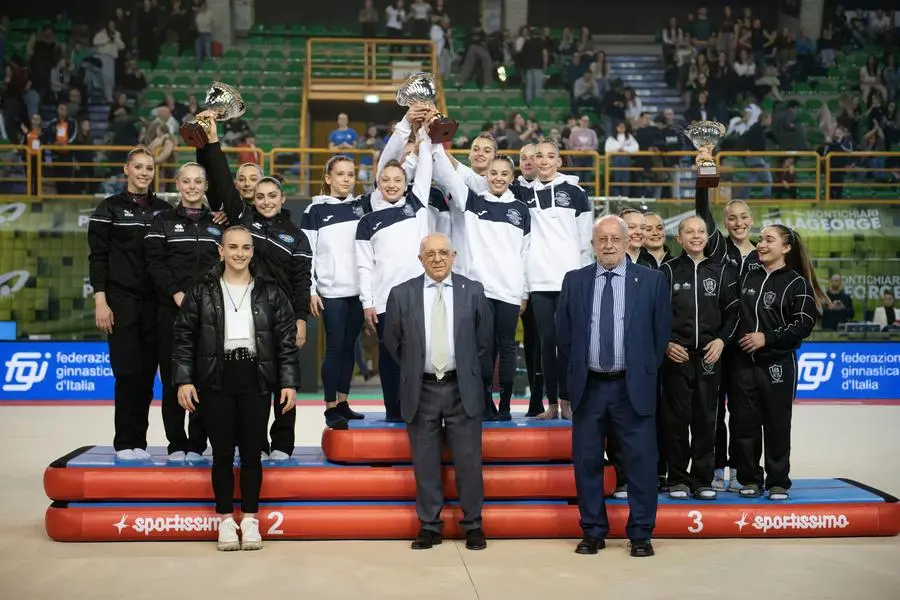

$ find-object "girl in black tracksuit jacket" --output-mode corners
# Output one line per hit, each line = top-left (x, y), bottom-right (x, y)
(198, 128), (311, 461)
(660, 215), (740, 500)
(695, 186), (761, 491)
(730, 223), (828, 501)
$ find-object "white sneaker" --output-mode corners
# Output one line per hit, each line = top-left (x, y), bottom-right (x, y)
(115, 449), (137, 461)
(167, 451), (186, 463)
(132, 448), (152, 460)
(217, 517), (240, 551)
(268, 450), (290, 461)
(260, 452), (270, 462)
(240, 517), (262, 551)
(613, 485), (628, 500)
(185, 452), (204, 463)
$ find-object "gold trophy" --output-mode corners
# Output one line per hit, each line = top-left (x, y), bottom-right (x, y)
(396, 72), (459, 143)
(684, 121), (726, 188)
(179, 82), (246, 148)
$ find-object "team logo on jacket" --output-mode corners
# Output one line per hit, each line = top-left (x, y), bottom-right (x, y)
(554, 191), (571, 207)
(352, 205), (365, 218)
(763, 291), (776, 307)
(174, 223), (184, 233)
(702, 361), (716, 375)
(252, 221), (263, 229)
(207, 226), (221, 236)
(703, 277), (716, 296)
(769, 363), (784, 383)
(278, 233), (295, 244)
(506, 208), (522, 226)
(403, 204), (415, 217)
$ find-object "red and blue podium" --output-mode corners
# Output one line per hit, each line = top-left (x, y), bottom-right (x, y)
(43, 415), (900, 541)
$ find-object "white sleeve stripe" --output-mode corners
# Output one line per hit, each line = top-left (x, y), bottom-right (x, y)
(89, 217), (112, 223)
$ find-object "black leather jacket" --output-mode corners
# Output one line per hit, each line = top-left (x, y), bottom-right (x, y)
(171, 262), (301, 393)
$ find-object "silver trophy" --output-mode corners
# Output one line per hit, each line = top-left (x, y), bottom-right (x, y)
(396, 72), (458, 143)
(180, 82), (246, 148)
(684, 121), (726, 188)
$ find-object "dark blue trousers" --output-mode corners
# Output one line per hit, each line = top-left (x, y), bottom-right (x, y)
(572, 374), (658, 541)
(376, 313), (402, 420)
(320, 296), (364, 402)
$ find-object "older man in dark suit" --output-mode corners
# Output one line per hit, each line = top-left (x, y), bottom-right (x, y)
(384, 233), (492, 551)
(557, 215), (671, 557)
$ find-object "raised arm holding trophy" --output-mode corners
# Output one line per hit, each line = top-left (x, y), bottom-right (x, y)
(684, 121), (726, 188)
(180, 82), (247, 148)
(396, 72), (458, 143)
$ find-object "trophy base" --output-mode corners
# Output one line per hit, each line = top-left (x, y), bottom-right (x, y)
(428, 117), (459, 144)
(696, 164), (719, 189)
(180, 121), (210, 149)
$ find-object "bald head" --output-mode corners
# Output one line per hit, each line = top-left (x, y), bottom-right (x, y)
(419, 233), (455, 281)
(592, 215), (628, 269)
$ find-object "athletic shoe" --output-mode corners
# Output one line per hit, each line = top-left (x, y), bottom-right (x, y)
(712, 468), (728, 491)
(668, 484), (690, 499)
(613, 485), (628, 500)
(185, 452), (204, 463)
(240, 517), (262, 551)
(337, 401), (365, 420)
(260, 452), (270, 462)
(767, 486), (789, 501)
(268, 450), (290, 461)
(115, 449), (137, 461)
(217, 517), (240, 551)
(694, 487), (717, 500)
(132, 448), (152, 460)
(729, 469), (744, 493)
(167, 451), (186, 463)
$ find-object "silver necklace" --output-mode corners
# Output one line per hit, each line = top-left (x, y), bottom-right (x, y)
(222, 278), (252, 312)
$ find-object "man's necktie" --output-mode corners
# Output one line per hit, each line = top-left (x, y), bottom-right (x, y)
(431, 283), (449, 379)
(599, 272), (616, 371)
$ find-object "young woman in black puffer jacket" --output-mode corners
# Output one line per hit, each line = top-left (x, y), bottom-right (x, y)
(172, 225), (300, 552)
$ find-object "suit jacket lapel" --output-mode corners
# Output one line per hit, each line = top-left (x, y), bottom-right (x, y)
(624, 263), (639, 334)
(412, 276), (426, 346)
(581, 266), (594, 330)
(452, 275), (463, 344)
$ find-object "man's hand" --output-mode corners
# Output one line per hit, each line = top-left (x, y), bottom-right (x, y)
(95, 293), (114, 334)
(310, 295), (324, 318)
(178, 384), (199, 412)
(173, 292), (185, 307)
(739, 332), (766, 354)
(364, 308), (379, 332)
(280, 388), (297, 414)
(666, 342), (690, 363)
(703, 338), (725, 365)
(296, 319), (307, 348)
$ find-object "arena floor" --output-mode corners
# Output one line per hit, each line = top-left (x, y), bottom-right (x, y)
(1, 402), (899, 600)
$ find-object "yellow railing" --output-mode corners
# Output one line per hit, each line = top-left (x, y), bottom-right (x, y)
(3, 145), (897, 203)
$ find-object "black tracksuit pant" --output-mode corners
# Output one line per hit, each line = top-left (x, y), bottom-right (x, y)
(521, 300), (544, 414)
(264, 366), (297, 455)
(529, 291), (566, 404)
(729, 351), (796, 490)
(715, 346), (738, 470)
(158, 305), (208, 454)
(484, 298), (520, 416)
(108, 292), (159, 452)
(661, 352), (721, 490)
(202, 357), (269, 514)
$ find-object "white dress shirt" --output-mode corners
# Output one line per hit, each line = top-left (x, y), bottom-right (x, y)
(423, 273), (455, 374)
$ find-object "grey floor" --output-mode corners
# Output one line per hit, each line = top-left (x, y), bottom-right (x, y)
(1, 403), (899, 600)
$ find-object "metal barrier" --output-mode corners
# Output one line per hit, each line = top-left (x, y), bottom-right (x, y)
(4, 147), (898, 203)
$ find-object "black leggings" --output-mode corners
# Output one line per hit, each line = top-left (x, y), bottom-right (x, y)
(485, 298), (521, 414)
(522, 300), (544, 413)
(320, 296), (364, 402)
(201, 357), (269, 514)
(529, 291), (566, 404)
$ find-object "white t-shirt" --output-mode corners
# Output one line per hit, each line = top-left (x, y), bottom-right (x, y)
(221, 278), (256, 353)
(410, 3), (431, 20)
(385, 6), (405, 29)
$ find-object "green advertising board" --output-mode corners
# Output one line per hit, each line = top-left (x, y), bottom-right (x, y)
(1, 198), (898, 339)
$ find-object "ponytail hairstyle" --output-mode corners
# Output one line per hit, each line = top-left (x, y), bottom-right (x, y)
(126, 146), (155, 164)
(176, 161), (207, 180)
(491, 155), (516, 171)
(378, 158), (408, 188)
(321, 155), (355, 196)
(222, 224), (253, 244)
(769, 224), (831, 312)
(617, 207), (642, 218)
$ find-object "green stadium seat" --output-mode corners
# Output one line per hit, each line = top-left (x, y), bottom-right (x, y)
(198, 60), (218, 74)
(220, 60), (241, 73)
(239, 75), (262, 87)
(484, 97), (505, 109)
(256, 124), (277, 138)
(223, 48), (243, 60)
(248, 36), (267, 47)
(266, 49), (286, 61)
(804, 98), (823, 110)
(258, 107), (280, 120)
(287, 24), (305, 37)
(244, 49), (265, 60)
(172, 90), (189, 103)
(249, 23), (265, 35)
(289, 37), (307, 49)
(156, 57), (176, 71)
(241, 92), (261, 104)
(489, 109), (507, 122)
(461, 97), (481, 108)
(143, 90), (166, 105)
(269, 24), (286, 36)
(282, 106), (300, 119)
(160, 44), (179, 57)
(261, 92), (281, 105)
(262, 77), (284, 89)
(173, 74), (194, 87)
(279, 123), (298, 137)
(283, 91), (301, 104)
(529, 97), (549, 109)
(289, 48), (306, 61)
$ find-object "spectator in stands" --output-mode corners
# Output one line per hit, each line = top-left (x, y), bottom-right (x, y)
(154, 93), (189, 124)
(662, 17), (684, 84)
(817, 26), (838, 70)
(772, 156), (796, 199)
(572, 68), (603, 116)
(600, 79), (626, 141)
(604, 120), (639, 197)
(408, 0), (432, 50)
(93, 21), (125, 102)
(689, 6), (713, 46)
(194, 1), (215, 70)
(359, 0), (379, 37)
(504, 112), (539, 151)
(718, 6), (737, 65)
(142, 120), (175, 189)
(328, 113), (359, 155)
(114, 7), (135, 52)
(184, 95), (200, 123)
(73, 117), (96, 193)
(556, 27), (575, 65)
(860, 54), (887, 103)
(430, 15), (454, 76)
(748, 18), (773, 73)
(43, 101), (77, 194)
(385, 0), (406, 52)
(235, 134), (261, 166)
(822, 274), (854, 330)
(358, 123), (384, 191)
(567, 114), (598, 183)
(869, 9), (892, 44)
(137, 0), (162, 67)
(623, 88), (642, 125)
(108, 92), (131, 125)
(773, 100), (808, 151)
(873, 289), (899, 330)
(49, 58), (70, 102)
(773, 26), (795, 68)
(881, 53), (898, 102)
(709, 51), (733, 105)
(67, 88), (84, 120)
(823, 125), (854, 199)
(152, 105), (180, 137)
(675, 33), (697, 92)
(734, 49), (757, 95)
(119, 59), (147, 101)
(20, 113), (42, 193)
(27, 26), (60, 102)
(457, 25), (493, 88)
(516, 26), (548, 106)
(223, 117), (253, 147)
(794, 28), (816, 74)
(738, 111), (772, 198)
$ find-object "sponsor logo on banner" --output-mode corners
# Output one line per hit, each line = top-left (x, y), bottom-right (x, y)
(0, 270), (30, 298)
(734, 512), (850, 533)
(0, 203), (27, 226)
(3, 352), (50, 392)
(797, 352), (836, 391)
(762, 208), (881, 232)
(115, 514), (223, 536)
(837, 275), (900, 302)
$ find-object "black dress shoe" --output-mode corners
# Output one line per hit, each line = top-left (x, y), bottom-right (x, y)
(411, 529), (442, 549)
(336, 401), (365, 420)
(465, 528), (487, 550)
(324, 407), (349, 430)
(575, 536), (606, 554)
(384, 414), (405, 423)
(629, 539), (655, 557)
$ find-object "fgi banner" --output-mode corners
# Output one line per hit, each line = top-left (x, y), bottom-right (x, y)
(1, 341), (897, 402)
(0, 342), (162, 401)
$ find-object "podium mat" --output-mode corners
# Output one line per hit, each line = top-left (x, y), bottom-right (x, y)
(45, 479), (900, 542)
(43, 445), (616, 501)
(322, 414), (573, 463)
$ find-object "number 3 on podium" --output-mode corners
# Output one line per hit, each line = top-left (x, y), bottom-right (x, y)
(687, 510), (704, 534)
